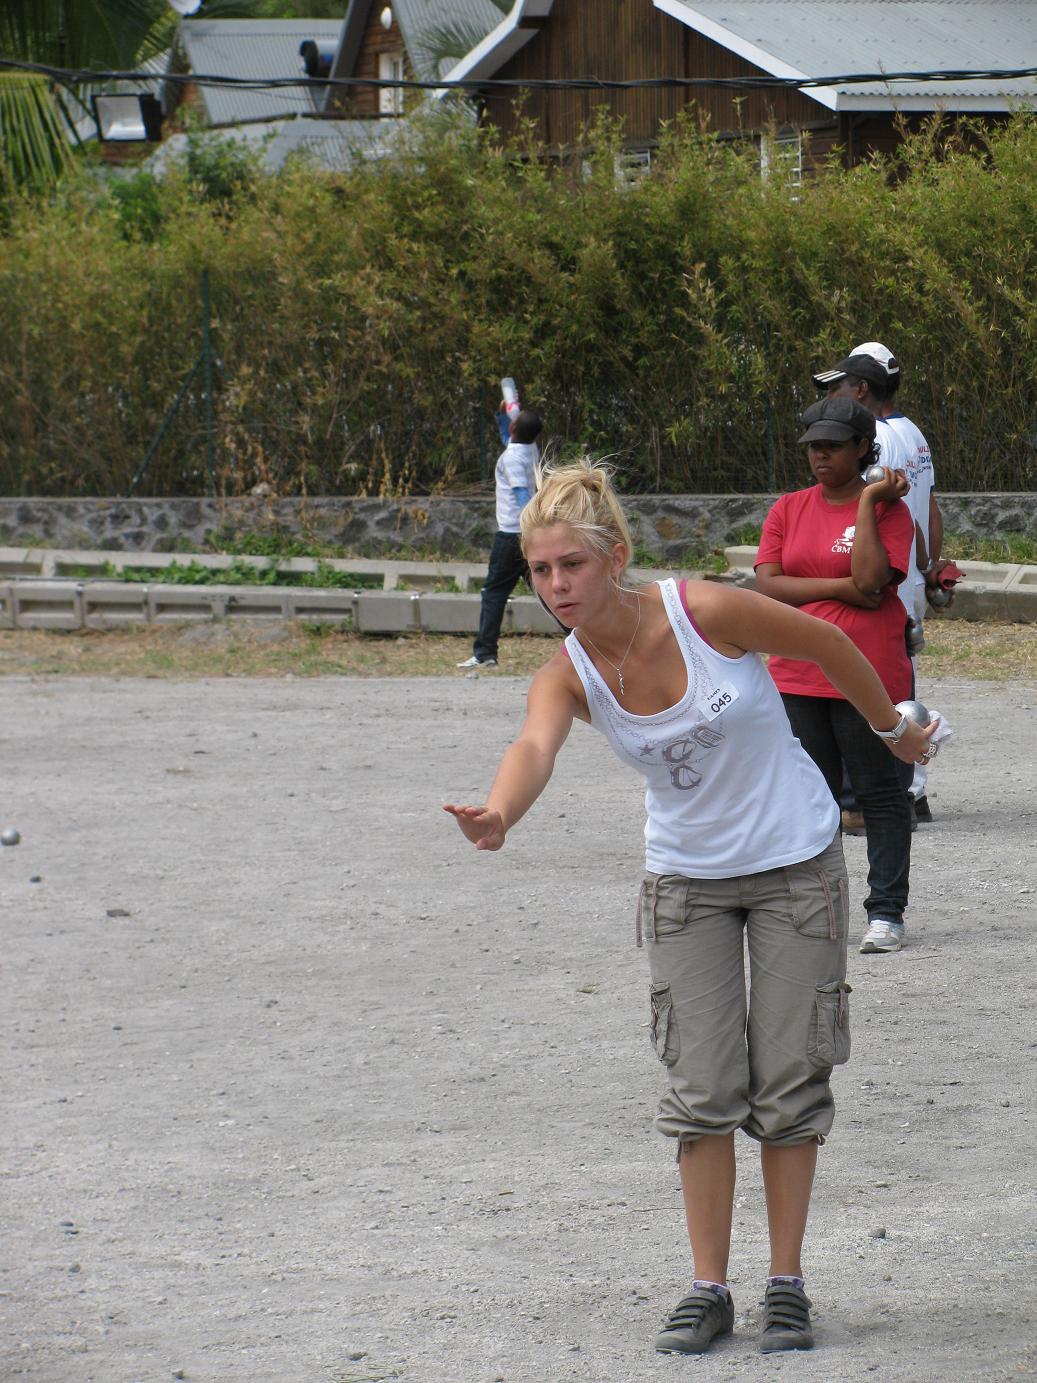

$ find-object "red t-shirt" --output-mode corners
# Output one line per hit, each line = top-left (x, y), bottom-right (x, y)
(756, 485), (914, 701)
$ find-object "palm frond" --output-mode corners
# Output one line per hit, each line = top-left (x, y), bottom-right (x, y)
(412, 20), (499, 80)
(0, 71), (74, 196)
(0, 0), (167, 68)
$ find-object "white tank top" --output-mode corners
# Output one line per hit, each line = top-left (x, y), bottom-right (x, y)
(565, 579), (839, 878)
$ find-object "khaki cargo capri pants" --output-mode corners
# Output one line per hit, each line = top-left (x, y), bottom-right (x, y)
(638, 834), (851, 1147)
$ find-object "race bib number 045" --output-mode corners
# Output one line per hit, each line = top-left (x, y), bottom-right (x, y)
(700, 683), (739, 721)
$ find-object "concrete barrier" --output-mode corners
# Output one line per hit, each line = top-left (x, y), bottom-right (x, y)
(355, 592), (419, 633)
(1006, 566), (1037, 621)
(0, 552), (1034, 632)
(83, 582), (150, 629)
(0, 547), (490, 593)
(417, 594), (482, 634)
(7, 580), (84, 630)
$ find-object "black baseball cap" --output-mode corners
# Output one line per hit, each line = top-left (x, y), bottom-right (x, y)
(797, 397), (877, 444)
(813, 341), (901, 390)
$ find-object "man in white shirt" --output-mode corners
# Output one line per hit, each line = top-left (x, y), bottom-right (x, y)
(813, 342), (944, 817)
(458, 410), (542, 669)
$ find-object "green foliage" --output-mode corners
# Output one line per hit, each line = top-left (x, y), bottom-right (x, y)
(4, 109), (1037, 495)
(115, 558), (277, 584)
(111, 557), (383, 587)
(942, 531), (1037, 564)
(109, 169), (165, 242)
(0, 73), (75, 197)
(182, 126), (262, 207)
(244, 0), (347, 14)
(207, 528), (343, 559)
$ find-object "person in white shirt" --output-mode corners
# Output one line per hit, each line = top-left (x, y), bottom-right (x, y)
(445, 461), (934, 1357)
(458, 410), (542, 668)
(813, 343), (944, 818)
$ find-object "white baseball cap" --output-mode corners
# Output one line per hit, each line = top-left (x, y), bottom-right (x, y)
(851, 342), (901, 377)
(813, 340), (901, 389)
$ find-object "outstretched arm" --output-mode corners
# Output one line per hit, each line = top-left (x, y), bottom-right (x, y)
(443, 661), (581, 850)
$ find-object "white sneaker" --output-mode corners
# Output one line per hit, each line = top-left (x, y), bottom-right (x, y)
(456, 655), (497, 668)
(860, 919), (905, 953)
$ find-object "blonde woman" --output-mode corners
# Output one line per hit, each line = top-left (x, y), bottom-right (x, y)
(444, 461), (932, 1356)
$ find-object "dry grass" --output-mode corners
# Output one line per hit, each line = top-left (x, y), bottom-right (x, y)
(915, 619), (1037, 682)
(0, 617), (1036, 682)
(0, 624), (561, 680)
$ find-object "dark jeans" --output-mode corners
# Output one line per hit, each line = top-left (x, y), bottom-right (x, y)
(782, 694), (912, 926)
(473, 530), (527, 661)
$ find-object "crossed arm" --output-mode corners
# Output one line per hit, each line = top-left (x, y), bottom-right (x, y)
(756, 471), (909, 611)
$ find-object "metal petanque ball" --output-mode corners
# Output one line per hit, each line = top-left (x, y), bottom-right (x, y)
(894, 699), (931, 727)
(929, 586), (953, 608)
(1, 827), (21, 846)
(863, 464), (887, 484)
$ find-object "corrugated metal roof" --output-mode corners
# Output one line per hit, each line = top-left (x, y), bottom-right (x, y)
(147, 114), (407, 175)
(661, 1), (1037, 109)
(179, 19), (345, 125)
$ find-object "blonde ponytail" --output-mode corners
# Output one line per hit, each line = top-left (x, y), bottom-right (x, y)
(520, 459), (635, 581)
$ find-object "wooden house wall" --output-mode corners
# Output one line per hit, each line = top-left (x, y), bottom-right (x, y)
(327, 0), (412, 118)
(479, 0), (836, 149)
(479, 0), (686, 147)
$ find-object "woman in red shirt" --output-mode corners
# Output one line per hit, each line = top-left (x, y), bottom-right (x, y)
(756, 397), (917, 955)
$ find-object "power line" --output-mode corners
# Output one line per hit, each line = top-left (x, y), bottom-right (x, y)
(3, 56), (1037, 95)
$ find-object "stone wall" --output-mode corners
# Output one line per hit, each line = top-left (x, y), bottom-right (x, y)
(0, 492), (1035, 559)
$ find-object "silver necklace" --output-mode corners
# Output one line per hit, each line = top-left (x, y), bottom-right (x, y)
(580, 595), (641, 698)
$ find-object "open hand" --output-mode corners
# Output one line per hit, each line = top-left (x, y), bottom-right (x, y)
(443, 803), (506, 851)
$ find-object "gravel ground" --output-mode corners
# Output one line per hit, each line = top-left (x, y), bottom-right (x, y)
(1, 673), (1036, 1383)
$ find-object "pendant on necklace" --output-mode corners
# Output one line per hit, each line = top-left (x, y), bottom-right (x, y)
(618, 672), (625, 697)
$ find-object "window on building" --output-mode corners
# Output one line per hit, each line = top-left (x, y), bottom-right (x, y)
(378, 50), (405, 116)
(614, 147), (653, 189)
(760, 131), (803, 192)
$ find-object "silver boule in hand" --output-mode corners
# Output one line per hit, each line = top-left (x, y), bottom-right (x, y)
(894, 699), (930, 727)
(863, 464), (887, 484)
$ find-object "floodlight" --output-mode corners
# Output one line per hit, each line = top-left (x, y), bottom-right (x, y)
(93, 93), (164, 142)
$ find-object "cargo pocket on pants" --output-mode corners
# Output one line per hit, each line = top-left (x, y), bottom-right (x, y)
(649, 981), (680, 1067)
(784, 852), (847, 940)
(808, 980), (852, 1068)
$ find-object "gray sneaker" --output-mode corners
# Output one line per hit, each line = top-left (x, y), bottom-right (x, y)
(456, 655), (497, 668)
(759, 1282), (814, 1353)
(656, 1287), (734, 1354)
(860, 918), (905, 953)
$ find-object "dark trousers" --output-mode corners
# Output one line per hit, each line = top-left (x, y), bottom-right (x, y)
(782, 694), (912, 926)
(473, 530), (527, 661)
